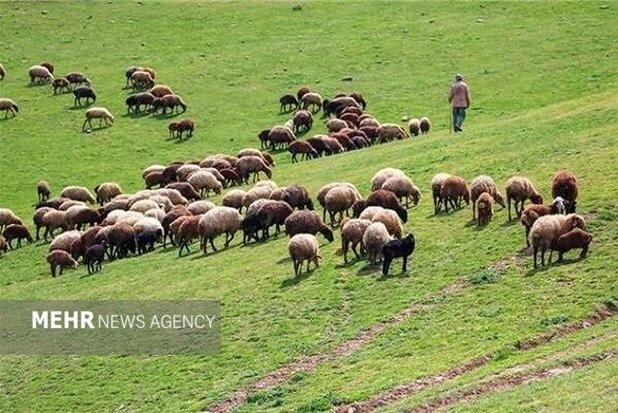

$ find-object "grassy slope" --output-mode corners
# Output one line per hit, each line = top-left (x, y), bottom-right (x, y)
(0, 1), (616, 412)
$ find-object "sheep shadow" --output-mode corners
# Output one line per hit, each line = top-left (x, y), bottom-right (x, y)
(26, 82), (51, 88)
(277, 256), (292, 264)
(123, 111), (151, 119)
(79, 270), (103, 279)
(69, 104), (93, 110)
(356, 264), (380, 276)
(0, 115), (17, 122)
(378, 268), (411, 280)
(501, 219), (520, 227)
(280, 270), (313, 288)
(82, 124), (111, 132)
(153, 112), (184, 119)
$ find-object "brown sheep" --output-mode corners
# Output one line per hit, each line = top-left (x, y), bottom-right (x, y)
(37, 180), (51, 203)
(476, 192), (493, 226)
(505, 176), (543, 220)
(470, 175), (505, 220)
(279, 94), (299, 112)
(152, 94), (187, 114)
(52, 78), (71, 94)
(66, 72), (90, 88)
(551, 170), (578, 213)
(306, 136), (330, 157)
(268, 126), (296, 150)
(46, 250), (79, 277)
(3, 225), (33, 249)
(366, 190), (408, 223)
(520, 197), (566, 247)
(440, 175), (469, 212)
(281, 185), (314, 210)
(297, 87), (311, 102)
(0, 98), (19, 118)
(235, 156), (272, 183)
(145, 171), (166, 189)
(288, 140), (318, 162)
(284, 210), (334, 242)
(169, 118), (195, 139)
(293, 110), (313, 134)
(150, 85), (174, 98)
(549, 228), (593, 263)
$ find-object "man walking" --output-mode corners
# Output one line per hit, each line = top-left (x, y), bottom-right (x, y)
(448, 74), (470, 132)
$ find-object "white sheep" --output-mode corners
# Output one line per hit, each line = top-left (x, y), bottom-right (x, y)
(198, 206), (243, 253)
(381, 176), (421, 207)
(133, 217), (163, 235)
(187, 170), (223, 197)
(362, 222), (392, 265)
(187, 200), (216, 215)
(95, 182), (123, 205)
(82, 107), (114, 131)
(288, 233), (321, 276)
(371, 168), (407, 191)
(28, 65), (54, 83)
(529, 214), (586, 268)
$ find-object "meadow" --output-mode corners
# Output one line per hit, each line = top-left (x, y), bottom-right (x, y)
(0, 1), (616, 412)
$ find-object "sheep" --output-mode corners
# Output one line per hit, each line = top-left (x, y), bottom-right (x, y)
(188, 171), (222, 197)
(317, 182), (362, 221)
(200, 154), (239, 168)
(2, 225), (33, 249)
(144, 208), (166, 223)
(52, 77), (70, 94)
(431, 173), (453, 214)
(284, 210), (334, 242)
(371, 168), (407, 191)
(142, 171), (164, 189)
(288, 234), (321, 276)
(529, 214), (586, 267)
(370, 208), (404, 238)
(236, 156), (273, 183)
(148, 84), (173, 97)
(331, 132), (357, 151)
(281, 185), (314, 210)
(130, 199), (161, 214)
(66, 72), (90, 88)
(133, 217), (164, 246)
(325, 118), (346, 133)
(174, 215), (202, 255)
(49, 230), (82, 254)
(256, 201), (294, 239)
(340, 218), (372, 263)
(220, 167), (243, 187)
(107, 223), (137, 259)
(153, 188), (188, 205)
(408, 118), (421, 136)
(198, 207), (243, 254)
(257, 129), (271, 149)
(125, 66), (142, 85)
(152, 94), (187, 114)
(476, 192), (494, 226)
(419, 117), (431, 134)
(382, 233), (416, 276)
(82, 107), (114, 131)
(169, 118), (195, 139)
(288, 140), (318, 162)
(439, 175), (470, 212)
(246, 199), (276, 218)
(351, 135), (371, 149)
(382, 176), (421, 208)
(359, 117), (380, 128)
(268, 126), (296, 150)
(136, 231), (160, 254)
(378, 123), (409, 143)
(0, 98), (19, 118)
(46, 250), (79, 277)
(297, 87), (311, 102)
(551, 171), (579, 213)
(520, 197), (567, 247)
(504, 176), (543, 220)
(98, 199), (129, 220)
(28, 65), (54, 83)
(161, 206), (191, 246)
(340, 112), (360, 128)
(325, 185), (360, 226)
(300, 92), (323, 113)
(84, 244), (105, 274)
(470, 175), (505, 219)
(0, 238), (7, 257)
(349, 92), (367, 109)
(322, 137), (345, 154)
(33, 207), (52, 240)
(360, 125), (379, 143)
(130, 70), (155, 89)
(0, 208), (23, 232)
(73, 86), (96, 106)
(101, 209), (131, 226)
(322, 96), (361, 117)
(292, 110), (313, 134)
(363, 222), (392, 265)
(222, 189), (247, 211)
(42, 210), (67, 240)
(550, 228), (593, 263)
(358, 206), (385, 221)
(0, 62), (5, 80)
(116, 211), (145, 227)
(94, 182), (122, 205)
(279, 94), (299, 112)
(366, 189), (408, 223)
(71, 208), (101, 230)
(59, 200), (86, 211)
(176, 164), (201, 182)
(126, 92), (155, 114)
(187, 200), (215, 215)
(142, 165), (166, 179)
(165, 182), (201, 201)
(237, 149), (275, 167)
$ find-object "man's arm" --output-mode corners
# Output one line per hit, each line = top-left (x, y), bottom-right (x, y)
(465, 86), (470, 108)
(448, 85), (454, 103)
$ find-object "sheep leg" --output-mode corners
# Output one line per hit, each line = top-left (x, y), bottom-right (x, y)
(50, 264), (56, 278)
(402, 255), (409, 272)
(541, 248), (546, 266)
(351, 242), (361, 259)
(525, 227), (530, 247)
(472, 201), (476, 220)
(507, 198), (512, 221)
(210, 238), (217, 252)
(382, 255), (392, 276)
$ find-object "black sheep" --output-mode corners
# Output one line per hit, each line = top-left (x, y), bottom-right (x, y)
(279, 94), (299, 112)
(136, 231), (160, 254)
(84, 244), (105, 274)
(241, 214), (264, 244)
(73, 87), (96, 106)
(382, 233), (415, 276)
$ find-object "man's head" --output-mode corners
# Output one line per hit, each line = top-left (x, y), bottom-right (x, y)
(455, 73), (463, 81)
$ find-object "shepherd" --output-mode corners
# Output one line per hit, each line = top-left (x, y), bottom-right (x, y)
(448, 74), (471, 132)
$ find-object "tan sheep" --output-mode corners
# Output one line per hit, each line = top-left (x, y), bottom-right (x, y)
(0, 208), (23, 232)
(198, 206), (243, 254)
(288, 234), (321, 276)
(476, 192), (494, 226)
(505, 176), (543, 220)
(235, 156), (273, 183)
(371, 209), (404, 238)
(371, 168), (407, 191)
(324, 185), (360, 227)
(378, 123), (409, 143)
(439, 175), (469, 212)
(470, 175), (505, 220)
(187, 200), (216, 215)
(28, 65), (54, 83)
(381, 176), (421, 207)
(222, 189), (247, 211)
(60, 186), (96, 204)
(0, 98), (19, 118)
(362, 222), (392, 265)
(82, 107), (114, 131)
(431, 173), (453, 214)
(187, 171), (223, 197)
(94, 182), (123, 205)
(340, 218), (372, 263)
(529, 214), (586, 268)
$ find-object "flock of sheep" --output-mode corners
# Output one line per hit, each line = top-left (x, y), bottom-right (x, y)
(0, 60), (592, 278)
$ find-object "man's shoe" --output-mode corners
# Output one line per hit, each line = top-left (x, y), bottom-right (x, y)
(454, 126), (462, 132)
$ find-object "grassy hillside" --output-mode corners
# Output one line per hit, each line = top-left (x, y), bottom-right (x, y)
(0, 1), (616, 412)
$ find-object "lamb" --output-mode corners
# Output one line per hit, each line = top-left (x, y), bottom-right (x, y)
(520, 197), (566, 246)
(325, 185), (361, 226)
(476, 192), (494, 226)
(73, 86), (96, 106)
(366, 189), (408, 223)
(28, 65), (54, 83)
(382, 176), (421, 207)
(0, 98), (19, 118)
(505, 176), (543, 220)
(188, 171), (223, 197)
(363, 222), (392, 265)
(223, 189), (247, 211)
(370, 208), (404, 238)
(170, 118), (195, 139)
(0, 208), (23, 232)
(198, 207), (243, 254)
(408, 118), (421, 136)
(42, 209), (68, 240)
(49, 230), (82, 254)
(288, 140), (318, 162)
(130, 70), (155, 89)
(162, 206), (191, 246)
(150, 84), (174, 97)
(52, 78), (70, 94)
(378, 123), (409, 143)
(300, 92), (323, 113)
(2, 225), (33, 249)
(326, 118), (348, 133)
(281, 185), (314, 210)
(66, 72), (90, 88)
(256, 201), (293, 239)
(550, 228), (593, 263)
(340, 218), (372, 263)
(84, 244), (105, 274)
(165, 182), (201, 201)
(371, 168), (407, 191)
(284, 210), (334, 242)
(288, 234), (321, 276)
(94, 182), (122, 205)
(107, 223), (137, 259)
(297, 87), (311, 102)
(551, 170), (579, 213)
(470, 175), (505, 219)
(125, 92), (155, 114)
(235, 156), (273, 183)
(82, 107), (114, 131)
(419, 117), (431, 134)
(279, 94), (299, 112)
(46, 250), (79, 277)
(439, 175), (469, 212)
(382, 233), (416, 276)
(529, 214), (586, 268)
(268, 126), (296, 150)
(187, 200), (215, 215)
(152, 94), (187, 114)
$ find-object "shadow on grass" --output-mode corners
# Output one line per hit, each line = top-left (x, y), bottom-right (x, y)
(82, 124), (112, 132)
(0, 114), (18, 121)
(280, 270), (313, 287)
(501, 219), (519, 227)
(69, 103), (95, 110)
(357, 263), (379, 276)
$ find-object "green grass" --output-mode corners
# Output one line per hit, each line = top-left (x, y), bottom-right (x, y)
(0, 1), (617, 412)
